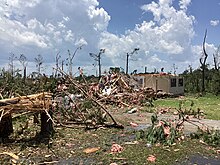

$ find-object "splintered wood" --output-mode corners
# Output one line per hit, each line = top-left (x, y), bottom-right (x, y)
(0, 92), (52, 119)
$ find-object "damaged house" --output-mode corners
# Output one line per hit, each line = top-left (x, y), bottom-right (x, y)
(133, 73), (184, 95)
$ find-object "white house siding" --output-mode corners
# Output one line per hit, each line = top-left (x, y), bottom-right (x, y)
(133, 74), (184, 95)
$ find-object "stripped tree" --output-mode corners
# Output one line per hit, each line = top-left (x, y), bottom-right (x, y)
(19, 54), (28, 82)
(54, 51), (61, 78)
(200, 29), (208, 94)
(35, 54), (43, 77)
(67, 45), (84, 77)
(8, 53), (17, 77)
(213, 45), (220, 71)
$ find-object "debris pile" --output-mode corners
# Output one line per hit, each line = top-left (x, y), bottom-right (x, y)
(53, 72), (156, 128)
(95, 73), (156, 107)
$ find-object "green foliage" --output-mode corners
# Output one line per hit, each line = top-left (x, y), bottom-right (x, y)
(190, 128), (220, 147)
(0, 69), (59, 97)
(136, 113), (180, 145)
(182, 67), (220, 95)
(178, 99), (204, 119)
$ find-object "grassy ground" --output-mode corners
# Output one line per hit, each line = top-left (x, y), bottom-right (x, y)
(154, 94), (220, 120)
(0, 126), (219, 165)
(0, 95), (220, 164)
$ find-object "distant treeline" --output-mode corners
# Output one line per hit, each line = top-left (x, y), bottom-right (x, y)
(181, 66), (220, 95)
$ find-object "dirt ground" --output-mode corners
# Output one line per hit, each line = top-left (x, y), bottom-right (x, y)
(111, 107), (220, 133)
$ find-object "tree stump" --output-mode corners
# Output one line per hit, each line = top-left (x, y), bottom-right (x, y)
(0, 114), (13, 138)
(40, 110), (54, 137)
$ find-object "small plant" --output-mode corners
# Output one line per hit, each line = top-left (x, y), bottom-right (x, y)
(136, 113), (182, 145)
(136, 99), (206, 146)
(177, 100), (204, 119)
(190, 127), (220, 147)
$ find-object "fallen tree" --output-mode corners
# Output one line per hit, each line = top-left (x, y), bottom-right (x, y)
(0, 92), (54, 138)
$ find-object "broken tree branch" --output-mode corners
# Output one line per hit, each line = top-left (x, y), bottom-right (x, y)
(55, 68), (124, 129)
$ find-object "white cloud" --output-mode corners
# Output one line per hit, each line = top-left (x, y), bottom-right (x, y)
(88, 7), (110, 31)
(179, 0), (191, 11)
(0, 0), (216, 75)
(210, 20), (219, 26)
(0, 17), (49, 48)
(0, 0), (110, 72)
(99, 0), (195, 73)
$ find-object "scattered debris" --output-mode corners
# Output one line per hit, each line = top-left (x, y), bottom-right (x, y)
(83, 147), (101, 154)
(0, 152), (19, 164)
(110, 163), (118, 165)
(124, 141), (139, 145)
(147, 155), (156, 162)
(111, 143), (124, 153)
(130, 122), (138, 127)
(146, 143), (152, 148)
(127, 107), (137, 114)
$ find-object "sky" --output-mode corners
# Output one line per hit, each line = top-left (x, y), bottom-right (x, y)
(0, 0), (220, 76)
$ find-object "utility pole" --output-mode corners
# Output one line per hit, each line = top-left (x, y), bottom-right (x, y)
(125, 48), (139, 74)
(89, 49), (105, 78)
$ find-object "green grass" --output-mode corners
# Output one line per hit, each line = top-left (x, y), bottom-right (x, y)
(154, 95), (220, 120)
(1, 95), (220, 164)
(2, 127), (218, 165)
(1, 116), (219, 164)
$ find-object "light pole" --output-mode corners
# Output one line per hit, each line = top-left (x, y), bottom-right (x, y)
(89, 49), (105, 78)
(125, 48), (139, 75)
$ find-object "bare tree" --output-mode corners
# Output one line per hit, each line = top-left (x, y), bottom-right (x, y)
(54, 51), (61, 78)
(35, 54), (43, 77)
(67, 45), (84, 77)
(125, 48), (139, 74)
(213, 45), (220, 71)
(172, 63), (178, 75)
(8, 53), (17, 76)
(200, 29), (208, 93)
(89, 49), (105, 78)
(19, 54), (28, 81)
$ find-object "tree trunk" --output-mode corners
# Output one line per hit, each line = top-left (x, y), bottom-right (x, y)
(40, 110), (54, 137)
(126, 53), (129, 75)
(23, 66), (27, 83)
(200, 29), (208, 94)
(0, 114), (13, 138)
(201, 66), (205, 93)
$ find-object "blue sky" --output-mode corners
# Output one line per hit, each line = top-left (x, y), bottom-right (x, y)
(99, 0), (220, 45)
(188, 0), (220, 45)
(0, 0), (219, 75)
